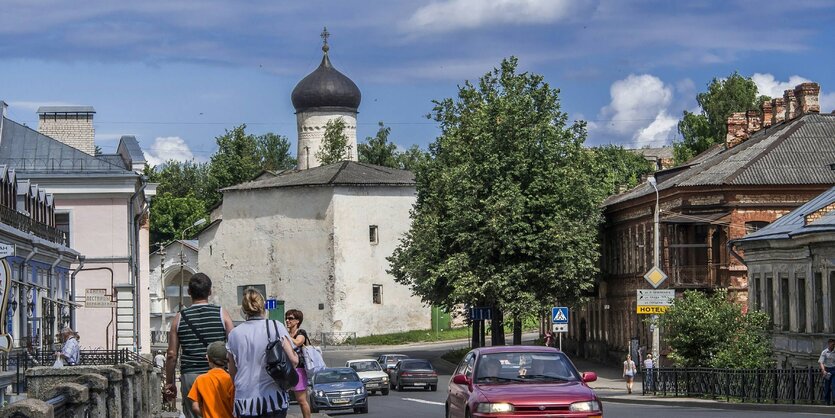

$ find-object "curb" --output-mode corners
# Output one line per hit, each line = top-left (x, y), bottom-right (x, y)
(598, 393), (833, 414)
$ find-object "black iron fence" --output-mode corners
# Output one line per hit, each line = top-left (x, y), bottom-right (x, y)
(643, 367), (828, 404)
(0, 204), (68, 245)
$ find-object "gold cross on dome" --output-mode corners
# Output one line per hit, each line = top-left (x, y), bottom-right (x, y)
(320, 27), (330, 53)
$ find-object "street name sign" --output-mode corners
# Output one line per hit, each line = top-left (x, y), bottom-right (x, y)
(0, 243), (14, 259)
(637, 289), (674, 305)
(85, 288), (116, 308)
(643, 266), (668, 288)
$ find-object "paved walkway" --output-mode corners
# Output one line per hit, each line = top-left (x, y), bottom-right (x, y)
(572, 358), (835, 414)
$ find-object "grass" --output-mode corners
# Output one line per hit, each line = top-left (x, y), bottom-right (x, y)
(351, 327), (472, 345)
(442, 347), (471, 364)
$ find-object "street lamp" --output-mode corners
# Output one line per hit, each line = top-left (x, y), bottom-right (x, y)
(178, 218), (206, 311)
(647, 175), (661, 363)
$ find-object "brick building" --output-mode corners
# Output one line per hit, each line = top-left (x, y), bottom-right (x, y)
(565, 82), (835, 365)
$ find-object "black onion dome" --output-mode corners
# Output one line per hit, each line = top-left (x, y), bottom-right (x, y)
(291, 53), (361, 112)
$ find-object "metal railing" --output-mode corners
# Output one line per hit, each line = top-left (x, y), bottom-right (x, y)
(0, 204), (68, 245)
(151, 330), (169, 345)
(48, 389), (91, 418)
(643, 367), (827, 404)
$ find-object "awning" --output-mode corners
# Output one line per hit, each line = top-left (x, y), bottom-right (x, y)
(661, 212), (729, 224)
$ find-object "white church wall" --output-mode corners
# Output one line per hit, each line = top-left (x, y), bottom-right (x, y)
(330, 186), (429, 337)
(296, 110), (358, 169)
(198, 187), (336, 336)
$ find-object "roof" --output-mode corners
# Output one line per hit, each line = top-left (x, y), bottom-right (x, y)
(737, 186), (835, 243)
(117, 136), (147, 165)
(0, 117), (135, 175)
(604, 113), (835, 207)
(291, 50), (361, 112)
(632, 147), (674, 159)
(37, 106), (95, 114)
(222, 161), (414, 192)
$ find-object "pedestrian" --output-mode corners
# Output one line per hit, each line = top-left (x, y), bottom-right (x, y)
(55, 327), (80, 366)
(227, 287), (298, 418)
(187, 341), (235, 418)
(154, 350), (166, 369)
(164, 273), (235, 418)
(643, 353), (654, 392)
(285, 309), (312, 418)
(820, 338), (835, 405)
(623, 354), (636, 394)
(544, 330), (554, 348)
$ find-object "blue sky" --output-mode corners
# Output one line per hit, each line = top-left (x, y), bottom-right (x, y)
(1, 0), (834, 165)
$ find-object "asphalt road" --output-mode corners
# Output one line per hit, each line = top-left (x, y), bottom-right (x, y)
(283, 342), (830, 417)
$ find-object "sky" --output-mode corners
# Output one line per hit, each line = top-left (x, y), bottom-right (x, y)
(1, 0), (834, 166)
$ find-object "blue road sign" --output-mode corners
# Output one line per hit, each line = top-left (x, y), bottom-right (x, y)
(552, 307), (569, 324)
(469, 307), (492, 321)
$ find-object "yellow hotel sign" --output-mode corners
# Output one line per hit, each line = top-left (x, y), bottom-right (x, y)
(637, 306), (669, 314)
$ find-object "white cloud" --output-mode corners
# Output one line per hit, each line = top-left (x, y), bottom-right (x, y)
(822, 92), (835, 113)
(143, 136), (195, 167)
(751, 73), (812, 98)
(597, 74), (677, 147)
(404, 0), (594, 34)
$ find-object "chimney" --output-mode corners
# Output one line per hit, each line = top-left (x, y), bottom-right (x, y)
(771, 98), (785, 125)
(760, 101), (773, 128)
(794, 82), (820, 114)
(783, 89), (799, 121)
(37, 106), (96, 155)
(725, 112), (748, 149)
(746, 110), (761, 134)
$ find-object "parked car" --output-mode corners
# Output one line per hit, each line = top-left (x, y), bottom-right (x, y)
(389, 358), (439, 391)
(346, 358), (390, 395)
(308, 367), (369, 414)
(377, 353), (408, 372)
(446, 346), (602, 418)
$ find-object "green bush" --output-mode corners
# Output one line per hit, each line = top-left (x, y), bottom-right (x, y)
(352, 327), (471, 345)
(442, 347), (471, 365)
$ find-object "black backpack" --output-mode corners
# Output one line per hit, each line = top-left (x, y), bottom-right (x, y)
(264, 320), (299, 390)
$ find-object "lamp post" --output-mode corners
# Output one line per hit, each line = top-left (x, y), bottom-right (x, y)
(178, 218), (206, 311)
(647, 175), (661, 363)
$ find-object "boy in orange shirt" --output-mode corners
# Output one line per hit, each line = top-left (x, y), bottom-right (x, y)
(188, 341), (234, 418)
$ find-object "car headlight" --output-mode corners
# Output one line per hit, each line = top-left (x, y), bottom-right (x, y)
(356, 387), (364, 394)
(476, 403), (514, 413)
(382, 376), (388, 382)
(569, 401), (601, 412)
(316, 391), (324, 397)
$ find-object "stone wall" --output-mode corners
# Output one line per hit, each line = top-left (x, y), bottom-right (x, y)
(38, 114), (96, 155)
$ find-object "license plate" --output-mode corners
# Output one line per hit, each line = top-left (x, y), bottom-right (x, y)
(413, 382), (426, 386)
(332, 398), (349, 404)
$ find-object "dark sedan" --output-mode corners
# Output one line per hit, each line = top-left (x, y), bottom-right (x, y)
(309, 367), (369, 414)
(389, 358), (439, 391)
(446, 346), (602, 418)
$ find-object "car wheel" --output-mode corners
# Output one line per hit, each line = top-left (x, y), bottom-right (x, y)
(431, 384), (438, 392)
(382, 388), (389, 396)
(361, 405), (369, 414)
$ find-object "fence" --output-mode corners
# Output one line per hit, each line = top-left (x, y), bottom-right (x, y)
(320, 332), (357, 351)
(643, 367), (827, 404)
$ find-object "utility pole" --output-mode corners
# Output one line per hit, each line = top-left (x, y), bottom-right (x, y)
(157, 243), (167, 333)
(648, 176), (661, 363)
(178, 218), (207, 311)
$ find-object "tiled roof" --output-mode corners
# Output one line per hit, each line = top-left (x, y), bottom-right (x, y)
(223, 161), (414, 191)
(0, 117), (134, 175)
(738, 186), (835, 242)
(603, 113), (835, 208)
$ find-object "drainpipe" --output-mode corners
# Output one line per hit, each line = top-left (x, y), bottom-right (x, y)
(49, 253), (63, 299)
(70, 255), (85, 330)
(128, 176), (148, 352)
(20, 246), (36, 347)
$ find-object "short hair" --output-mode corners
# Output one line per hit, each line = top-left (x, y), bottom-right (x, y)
(828, 338), (835, 343)
(188, 273), (212, 300)
(241, 287), (266, 318)
(286, 309), (304, 326)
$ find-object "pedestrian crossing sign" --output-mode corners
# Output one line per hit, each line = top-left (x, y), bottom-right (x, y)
(552, 307), (569, 324)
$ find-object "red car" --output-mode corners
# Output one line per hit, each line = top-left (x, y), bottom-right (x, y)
(446, 346), (602, 418)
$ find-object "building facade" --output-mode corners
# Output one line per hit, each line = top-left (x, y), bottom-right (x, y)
(567, 83), (835, 365)
(148, 239), (199, 350)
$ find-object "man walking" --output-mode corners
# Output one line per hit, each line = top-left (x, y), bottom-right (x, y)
(820, 338), (835, 405)
(164, 273), (234, 418)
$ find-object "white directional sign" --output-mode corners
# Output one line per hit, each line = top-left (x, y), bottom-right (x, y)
(0, 244), (14, 259)
(85, 288), (116, 308)
(636, 289), (675, 314)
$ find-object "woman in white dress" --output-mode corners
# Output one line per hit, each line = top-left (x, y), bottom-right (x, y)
(623, 354), (636, 394)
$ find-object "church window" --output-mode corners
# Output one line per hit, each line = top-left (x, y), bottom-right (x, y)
(372, 284), (382, 304)
(369, 225), (379, 244)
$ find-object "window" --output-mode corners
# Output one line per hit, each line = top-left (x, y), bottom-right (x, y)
(237, 284), (267, 305)
(765, 273), (774, 323)
(815, 272), (824, 333)
(780, 274), (790, 332)
(372, 284), (382, 304)
(751, 273), (761, 311)
(369, 225), (379, 244)
(55, 212), (70, 246)
(797, 276), (806, 333)
(745, 221), (770, 235)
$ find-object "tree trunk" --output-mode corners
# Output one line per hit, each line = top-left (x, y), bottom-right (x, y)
(472, 319), (481, 348)
(480, 320), (486, 348)
(490, 307), (505, 346)
(512, 317), (522, 345)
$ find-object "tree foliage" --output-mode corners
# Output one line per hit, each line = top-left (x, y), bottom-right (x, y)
(659, 290), (773, 368)
(257, 132), (296, 172)
(674, 72), (766, 165)
(588, 145), (654, 196)
(315, 118), (352, 165)
(358, 122), (431, 171)
(388, 57), (602, 327)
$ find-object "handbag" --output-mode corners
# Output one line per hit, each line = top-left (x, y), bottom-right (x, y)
(302, 345), (326, 375)
(264, 320), (299, 390)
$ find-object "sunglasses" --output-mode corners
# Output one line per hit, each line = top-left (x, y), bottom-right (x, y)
(285, 317), (296, 321)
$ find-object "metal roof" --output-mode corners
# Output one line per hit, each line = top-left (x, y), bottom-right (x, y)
(737, 186), (835, 242)
(36, 106), (95, 114)
(603, 113), (835, 208)
(117, 135), (147, 164)
(223, 161), (414, 192)
(0, 117), (134, 175)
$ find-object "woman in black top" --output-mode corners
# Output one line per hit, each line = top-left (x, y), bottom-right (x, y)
(285, 309), (311, 418)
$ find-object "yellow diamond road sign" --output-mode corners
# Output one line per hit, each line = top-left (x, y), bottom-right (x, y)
(644, 266), (668, 288)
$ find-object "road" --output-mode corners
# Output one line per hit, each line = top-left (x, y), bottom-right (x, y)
(283, 341), (829, 417)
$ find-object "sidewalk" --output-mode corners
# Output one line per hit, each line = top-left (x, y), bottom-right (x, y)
(572, 358), (835, 414)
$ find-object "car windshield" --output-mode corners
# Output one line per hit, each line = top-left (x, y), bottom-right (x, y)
(401, 360), (433, 370)
(386, 356), (406, 364)
(316, 369), (360, 384)
(474, 352), (579, 383)
(350, 361), (382, 372)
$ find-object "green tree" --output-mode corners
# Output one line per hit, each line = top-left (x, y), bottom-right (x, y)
(358, 122), (398, 168)
(257, 132), (296, 172)
(315, 118), (352, 165)
(396, 145), (431, 171)
(589, 145), (654, 196)
(149, 193), (207, 244)
(388, 57), (601, 346)
(206, 125), (262, 207)
(674, 72), (765, 165)
(660, 290), (773, 368)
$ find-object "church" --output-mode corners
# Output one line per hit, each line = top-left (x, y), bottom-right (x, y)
(196, 32), (430, 339)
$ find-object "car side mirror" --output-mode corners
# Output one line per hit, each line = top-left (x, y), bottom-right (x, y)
(582, 372), (597, 383)
(452, 374), (469, 385)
